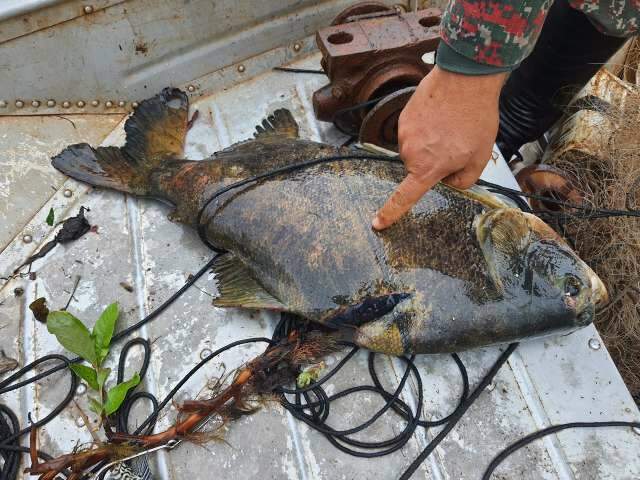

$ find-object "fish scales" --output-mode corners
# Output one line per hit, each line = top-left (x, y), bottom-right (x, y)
(203, 163), (491, 312)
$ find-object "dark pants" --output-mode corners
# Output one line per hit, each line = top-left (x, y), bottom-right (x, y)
(496, 0), (628, 161)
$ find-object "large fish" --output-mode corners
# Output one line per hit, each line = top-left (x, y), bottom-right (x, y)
(52, 88), (607, 355)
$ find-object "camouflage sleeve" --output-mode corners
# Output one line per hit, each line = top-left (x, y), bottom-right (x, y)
(568, 0), (640, 37)
(438, 0), (554, 72)
(436, 0), (640, 75)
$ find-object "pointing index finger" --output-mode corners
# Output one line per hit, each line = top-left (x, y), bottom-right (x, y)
(372, 171), (440, 230)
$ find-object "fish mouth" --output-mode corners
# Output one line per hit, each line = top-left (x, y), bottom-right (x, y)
(588, 268), (609, 307)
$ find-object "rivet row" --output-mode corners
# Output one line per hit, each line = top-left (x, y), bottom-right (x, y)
(0, 99), (137, 109)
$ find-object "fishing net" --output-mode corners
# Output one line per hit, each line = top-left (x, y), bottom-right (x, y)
(545, 67), (640, 402)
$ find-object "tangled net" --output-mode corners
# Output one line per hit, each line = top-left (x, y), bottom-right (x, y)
(546, 65), (640, 402)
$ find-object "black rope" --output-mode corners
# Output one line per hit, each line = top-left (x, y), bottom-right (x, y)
(272, 313), (473, 459)
(279, 351), (425, 457)
(115, 338), (154, 435)
(273, 67), (326, 75)
(332, 96), (386, 138)
(482, 420), (640, 479)
(477, 178), (640, 220)
(400, 343), (518, 480)
(0, 355), (77, 480)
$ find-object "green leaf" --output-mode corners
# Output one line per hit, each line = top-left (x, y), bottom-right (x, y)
(69, 364), (99, 391)
(93, 303), (119, 364)
(104, 373), (140, 415)
(47, 311), (97, 365)
(46, 208), (55, 226)
(96, 367), (111, 389)
(88, 396), (103, 415)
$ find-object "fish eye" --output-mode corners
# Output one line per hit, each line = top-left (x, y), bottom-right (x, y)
(564, 274), (583, 297)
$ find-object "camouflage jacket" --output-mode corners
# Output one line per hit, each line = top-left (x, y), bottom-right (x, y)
(437, 0), (639, 73)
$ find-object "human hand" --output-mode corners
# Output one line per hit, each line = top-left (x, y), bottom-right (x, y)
(372, 66), (507, 230)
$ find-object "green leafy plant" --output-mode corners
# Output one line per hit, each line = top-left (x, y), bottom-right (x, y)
(47, 303), (140, 417)
(46, 208), (55, 226)
(296, 362), (325, 389)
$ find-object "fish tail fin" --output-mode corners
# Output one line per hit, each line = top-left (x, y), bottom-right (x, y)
(52, 144), (143, 195)
(52, 88), (189, 196)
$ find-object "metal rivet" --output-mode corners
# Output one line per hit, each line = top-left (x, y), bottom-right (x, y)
(91, 100), (99, 107)
(293, 42), (302, 52)
(63, 189), (73, 198)
(187, 85), (196, 93)
(237, 64), (246, 73)
(75, 416), (85, 427)
(22, 234), (33, 244)
(0, 100), (6, 108)
(487, 382), (496, 392)
(31, 100), (40, 108)
(47, 100), (56, 107)
(76, 100), (85, 108)
(132, 101), (139, 108)
(76, 383), (87, 395)
(393, 4), (407, 13)
(118, 101), (126, 107)
(200, 348), (213, 360)
(588, 338), (602, 350)
(62, 101), (71, 108)
(83, 5), (94, 14)
(105, 101), (113, 108)
(633, 426), (640, 436)
(15, 100), (24, 108)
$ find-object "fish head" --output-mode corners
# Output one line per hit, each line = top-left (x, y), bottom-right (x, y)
(476, 208), (608, 327)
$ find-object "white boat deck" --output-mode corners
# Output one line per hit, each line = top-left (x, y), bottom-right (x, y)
(1, 53), (639, 480)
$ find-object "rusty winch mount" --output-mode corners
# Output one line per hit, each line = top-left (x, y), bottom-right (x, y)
(313, 3), (442, 149)
(515, 164), (584, 212)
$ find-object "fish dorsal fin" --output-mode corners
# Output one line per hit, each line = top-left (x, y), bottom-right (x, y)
(124, 88), (189, 163)
(254, 109), (299, 139)
(212, 254), (287, 310)
(211, 109), (299, 158)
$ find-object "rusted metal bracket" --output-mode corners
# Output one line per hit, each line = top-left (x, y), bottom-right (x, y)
(313, 4), (442, 147)
(515, 164), (584, 212)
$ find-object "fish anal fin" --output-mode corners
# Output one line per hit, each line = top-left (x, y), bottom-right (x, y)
(212, 254), (287, 311)
(254, 109), (299, 139)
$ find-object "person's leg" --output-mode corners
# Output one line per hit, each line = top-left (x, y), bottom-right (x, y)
(496, 0), (627, 161)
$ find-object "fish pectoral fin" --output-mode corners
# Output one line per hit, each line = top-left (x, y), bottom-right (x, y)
(322, 293), (411, 329)
(212, 254), (287, 311)
(253, 109), (299, 139)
